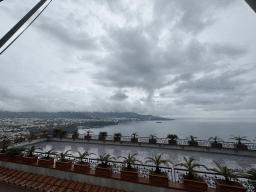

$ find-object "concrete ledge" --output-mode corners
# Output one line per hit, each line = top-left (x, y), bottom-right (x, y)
(0, 160), (183, 192)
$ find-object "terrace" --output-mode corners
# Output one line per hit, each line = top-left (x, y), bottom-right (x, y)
(1, 133), (256, 192)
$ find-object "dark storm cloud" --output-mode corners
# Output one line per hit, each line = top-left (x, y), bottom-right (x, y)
(110, 91), (128, 101)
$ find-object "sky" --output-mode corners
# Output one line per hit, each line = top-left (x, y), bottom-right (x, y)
(0, 0), (256, 118)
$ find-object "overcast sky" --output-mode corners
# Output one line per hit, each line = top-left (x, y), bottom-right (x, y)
(0, 0), (256, 118)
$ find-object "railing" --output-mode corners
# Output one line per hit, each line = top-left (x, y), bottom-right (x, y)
(12, 152), (256, 191)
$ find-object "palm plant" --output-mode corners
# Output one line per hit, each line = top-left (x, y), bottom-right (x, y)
(0, 142), (11, 153)
(175, 156), (208, 180)
(166, 134), (178, 140)
(208, 136), (222, 143)
(210, 161), (239, 185)
(26, 145), (42, 157)
(76, 150), (95, 164)
(114, 133), (122, 137)
(7, 147), (25, 156)
(149, 134), (157, 139)
(230, 135), (250, 144)
(43, 149), (57, 159)
(97, 153), (116, 168)
(131, 132), (138, 138)
(245, 168), (256, 185)
(59, 150), (72, 162)
(86, 130), (93, 136)
(99, 132), (108, 137)
(187, 135), (197, 141)
(145, 154), (172, 174)
(118, 153), (142, 171)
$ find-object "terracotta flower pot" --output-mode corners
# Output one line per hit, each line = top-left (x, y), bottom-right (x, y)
(22, 155), (38, 165)
(188, 141), (199, 146)
(182, 175), (208, 192)
(84, 136), (91, 140)
(38, 158), (54, 168)
(210, 142), (222, 148)
(149, 171), (169, 188)
(149, 139), (157, 144)
(168, 140), (177, 145)
(95, 165), (113, 178)
(74, 163), (91, 174)
(55, 160), (72, 171)
(114, 137), (121, 142)
(215, 179), (246, 192)
(99, 136), (106, 141)
(234, 144), (248, 150)
(131, 138), (138, 143)
(0, 153), (9, 161)
(8, 154), (23, 163)
(120, 167), (139, 182)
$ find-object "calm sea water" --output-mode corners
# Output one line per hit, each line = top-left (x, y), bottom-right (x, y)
(78, 118), (256, 142)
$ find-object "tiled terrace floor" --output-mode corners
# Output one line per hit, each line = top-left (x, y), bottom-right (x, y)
(24, 141), (256, 171)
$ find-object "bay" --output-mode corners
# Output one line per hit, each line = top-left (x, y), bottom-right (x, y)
(78, 118), (256, 142)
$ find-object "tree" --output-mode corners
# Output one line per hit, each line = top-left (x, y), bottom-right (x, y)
(97, 154), (116, 167)
(118, 153), (142, 170)
(145, 154), (172, 174)
(230, 135), (250, 144)
(76, 150), (95, 164)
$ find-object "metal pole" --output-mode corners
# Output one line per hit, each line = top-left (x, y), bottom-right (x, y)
(0, 0), (47, 48)
(245, 0), (256, 13)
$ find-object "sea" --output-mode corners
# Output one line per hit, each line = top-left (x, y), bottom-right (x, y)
(78, 118), (256, 142)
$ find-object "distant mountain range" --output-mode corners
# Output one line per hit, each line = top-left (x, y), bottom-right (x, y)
(0, 111), (173, 121)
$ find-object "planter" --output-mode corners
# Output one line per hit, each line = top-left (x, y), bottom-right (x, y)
(210, 142), (222, 148)
(74, 163), (91, 174)
(168, 140), (177, 145)
(215, 179), (246, 192)
(234, 144), (248, 150)
(95, 165), (113, 178)
(99, 136), (106, 141)
(131, 138), (138, 143)
(114, 137), (121, 142)
(149, 139), (157, 144)
(120, 167), (139, 183)
(84, 136), (91, 140)
(188, 141), (198, 146)
(55, 160), (72, 171)
(38, 158), (54, 168)
(0, 153), (9, 161)
(149, 171), (169, 188)
(182, 175), (208, 192)
(8, 154), (24, 163)
(22, 156), (38, 165)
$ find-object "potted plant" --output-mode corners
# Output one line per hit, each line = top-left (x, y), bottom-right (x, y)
(95, 154), (115, 178)
(38, 149), (57, 168)
(40, 130), (48, 138)
(131, 132), (138, 143)
(114, 133), (122, 142)
(72, 132), (79, 140)
(99, 132), (108, 141)
(230, 135), (250, 150)
(187, 135), (198, 146)
(74, 150), (95, 174)
(0, 134), (11, 144)
(166, 134), (178, 145)
(118, 153), (142, 182)
(22, 145), (42, 165)
(144, 154), (172, 188)
(149, 134), (157, 144)
(7, 147), (25, 163)
(0, 142), (11, 161)
(175, 156), (208, 192)
(84, 130), (93, 140)
(244, 168), (256, 191)
(210, 161), (246, 192)
(55, 150), (73, 171)
(209, 136), (223, 148)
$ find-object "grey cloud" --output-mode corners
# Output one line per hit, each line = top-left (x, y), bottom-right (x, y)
(110, 92), (128, 101)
